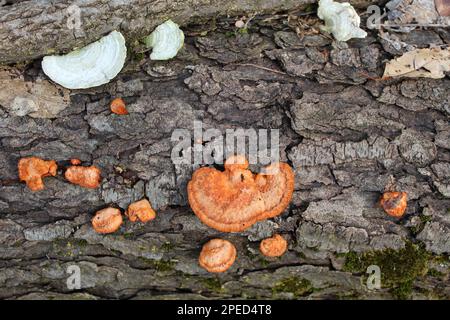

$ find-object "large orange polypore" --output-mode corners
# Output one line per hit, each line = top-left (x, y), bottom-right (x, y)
(18, 157), (57, 191)
(187, 155), (294, 232)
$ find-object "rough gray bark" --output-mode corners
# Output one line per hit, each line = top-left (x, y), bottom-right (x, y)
(0, 0), (383, 64)
(0, 2), (449, 300)
(0, 0), (313, 64)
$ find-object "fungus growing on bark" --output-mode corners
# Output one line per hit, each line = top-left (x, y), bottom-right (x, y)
(110, 98), (128, 115)
(260, 234), (288, 257)
(380, 191), (407, 218)
(188, 155), (294, 232)
(199, 239), (237, 273)
(18, 157), (57, 191)
(70, 158), (81, 165)
(126, 199), (156, 223)
(65, 165), (101, 189)
(41, 31), (126, 89)
(317, 0), (367, 42)
(92, 207), (123, 234)
(144, 20), (184, 60)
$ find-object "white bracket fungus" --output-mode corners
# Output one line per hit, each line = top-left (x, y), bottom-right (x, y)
(317, 0), (367, 42)
(41, 31), (127, 89)
(144, 20), (184, 60)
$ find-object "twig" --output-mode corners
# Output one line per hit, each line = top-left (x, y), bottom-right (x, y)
(375, 23), (450, 28)
(358, 71), (391, 82)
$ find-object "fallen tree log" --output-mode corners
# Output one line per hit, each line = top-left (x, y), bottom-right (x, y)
(0, 1), (448, 300)
(0, 0), (381, 64)
(0, 0), (311, 64)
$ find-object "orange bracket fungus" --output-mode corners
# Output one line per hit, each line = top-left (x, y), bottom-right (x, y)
(260, 234), (288, 257)
(18, 157), (57, 191)
(199, 239), (237, 273)
(380, 191), (407, 218)
(126, 199), (156, 223)
(110, 98), (128, 115)
(188, 155), (294, 232)
(65, 165), (101, 189)
(92, 207), (123, 234)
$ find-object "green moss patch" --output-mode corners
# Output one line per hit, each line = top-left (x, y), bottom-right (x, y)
(52, 239), (89, 257)
(161, 242), (175, 252)
(427, 268), (444, 277)
(138, 257), (175, 272)
(272, 276), (313, 298)
(343, 242), (429, 299)
(200, 277), (223, 293)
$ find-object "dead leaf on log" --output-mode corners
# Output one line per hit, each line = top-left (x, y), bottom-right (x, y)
(383, 47), (450, 79)
(435, 0), (450, 17)
(0, 68), (70, 118)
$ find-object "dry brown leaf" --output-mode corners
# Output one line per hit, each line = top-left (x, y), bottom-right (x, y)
(383, 48), (450, 79)
(435, 0), (450, 17)
(0, 68), (70, 118)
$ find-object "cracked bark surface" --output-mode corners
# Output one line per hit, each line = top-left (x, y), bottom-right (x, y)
(0, 2), (450, 300)
(0, 0), (383, 64)
(0, 0), (315, 64)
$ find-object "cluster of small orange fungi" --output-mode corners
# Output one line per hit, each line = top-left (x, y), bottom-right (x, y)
(92, 199), (156, 234)
(18, 149), (407, 273)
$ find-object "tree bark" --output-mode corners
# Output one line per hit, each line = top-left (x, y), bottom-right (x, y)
(0, 0), (384, 65)
(0, 0), (313, 64)
(0, 1), (449, 300)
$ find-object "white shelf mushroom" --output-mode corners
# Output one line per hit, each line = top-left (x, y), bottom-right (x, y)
(41, 31), (127, 89)
(317, 0), (367, 42)
(144, 20), (184, 60)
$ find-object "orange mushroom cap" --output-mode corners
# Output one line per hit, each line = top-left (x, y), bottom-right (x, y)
(18, 157), (57, 191)
(126, 199), (156, 223)
(380, 191), (407, 218)
(259, 234), (288, 257)
(70, 158), (82, 165)
(187, 155), (294, 232)
(65, 165), (101, 189)
(110, 98), (128, 115)
(92, 207), (123, 234)
(199, 239), (237, 273)
(224, 154), (249, 171)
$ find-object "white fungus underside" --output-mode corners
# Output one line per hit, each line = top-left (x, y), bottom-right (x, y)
(146, 20), (184, 60)
(42, 31), (127, 89)
(317, 0), (367, 42)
